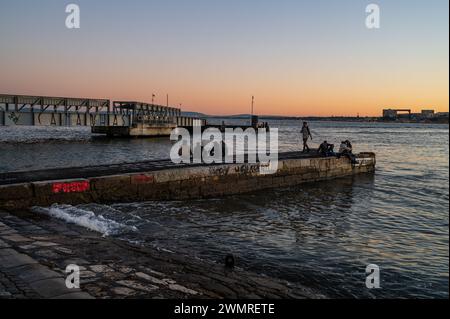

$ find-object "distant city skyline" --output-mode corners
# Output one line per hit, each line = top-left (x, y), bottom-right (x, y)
(0, 0), (448, 116)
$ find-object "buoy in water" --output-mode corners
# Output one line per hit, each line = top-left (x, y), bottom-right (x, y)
(225, 254), (235, 269)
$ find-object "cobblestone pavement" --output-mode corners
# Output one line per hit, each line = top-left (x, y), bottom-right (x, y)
(0, 210), (324, 299)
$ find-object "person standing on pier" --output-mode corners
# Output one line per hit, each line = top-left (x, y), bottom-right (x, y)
(301, 122), (312, 152)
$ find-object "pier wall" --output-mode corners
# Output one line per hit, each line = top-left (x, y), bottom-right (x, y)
(0, 154), (375, 211)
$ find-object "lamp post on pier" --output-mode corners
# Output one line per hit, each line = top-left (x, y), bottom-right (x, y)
(251, 95), (254, 117)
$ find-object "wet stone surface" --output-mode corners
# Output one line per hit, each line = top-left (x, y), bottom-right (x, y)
(0, 210), (324, 299)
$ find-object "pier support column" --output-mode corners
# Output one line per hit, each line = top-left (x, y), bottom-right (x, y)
(14, 96), (18, 112)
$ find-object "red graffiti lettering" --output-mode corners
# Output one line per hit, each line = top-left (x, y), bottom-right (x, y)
(52, 181), (90, 194)
(132, 175), (154, 184)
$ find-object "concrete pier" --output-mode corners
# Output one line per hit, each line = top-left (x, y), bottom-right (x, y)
(92, 122), (176, 137)
(0, 152), (376, 211)
(90, 101), (205, 137)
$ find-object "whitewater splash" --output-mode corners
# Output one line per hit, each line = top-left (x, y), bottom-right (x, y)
(32, 204), (137, 237)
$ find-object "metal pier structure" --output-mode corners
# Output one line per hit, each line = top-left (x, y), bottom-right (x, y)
(0, 94), (112, 126)
(0, 94), (205, 136)
(92, 101), (205, 137)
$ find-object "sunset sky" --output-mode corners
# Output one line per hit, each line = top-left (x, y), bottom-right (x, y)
(0, 0), (448, 116)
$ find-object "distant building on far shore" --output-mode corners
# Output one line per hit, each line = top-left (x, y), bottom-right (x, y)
(382, 109), (411, 120)
(421, 110), (435, 118)
(436, 112), (449, 118)
(382, 108), (448, 123)
(382, 109), (398, 119)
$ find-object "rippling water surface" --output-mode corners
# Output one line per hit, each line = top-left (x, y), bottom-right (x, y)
(1, 121), (448, 298)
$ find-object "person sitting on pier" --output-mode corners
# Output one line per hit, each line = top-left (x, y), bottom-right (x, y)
(301, 122), (312, 153)
(345, 140), (353, 152)
(318, 141), (335, 157)
(338, 140), (357, 164)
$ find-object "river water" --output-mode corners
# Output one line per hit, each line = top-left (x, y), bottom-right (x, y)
(0, 120), (448, 298)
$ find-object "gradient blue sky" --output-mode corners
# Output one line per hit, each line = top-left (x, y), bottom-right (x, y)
(0, 0), (448, 115)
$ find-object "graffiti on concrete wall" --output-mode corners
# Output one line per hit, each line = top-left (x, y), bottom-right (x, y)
(132, 174), (154, 184)
(52, 181), (90, 194)
(209, 166), (230, 176)
(235, 164), (260, 175)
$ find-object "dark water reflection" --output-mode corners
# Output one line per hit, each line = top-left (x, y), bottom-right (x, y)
(98, 173), (445, 298)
